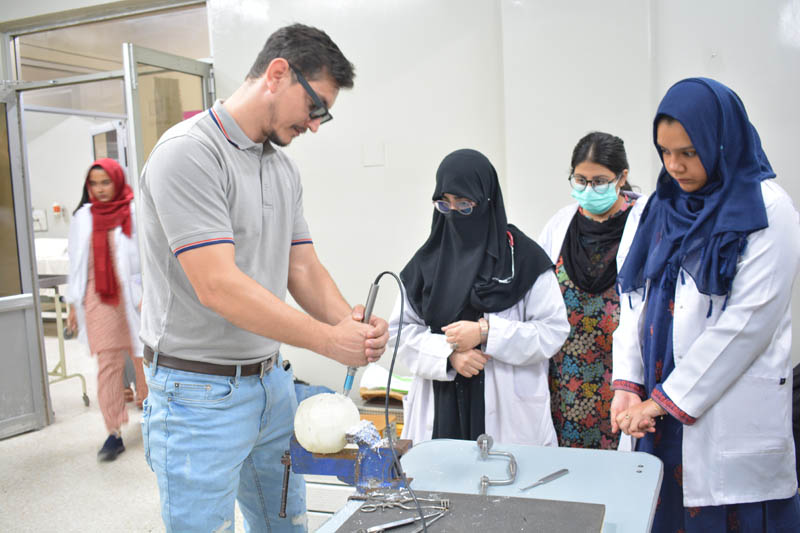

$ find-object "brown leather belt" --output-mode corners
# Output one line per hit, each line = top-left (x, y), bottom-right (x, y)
(143, 346), (276, 377)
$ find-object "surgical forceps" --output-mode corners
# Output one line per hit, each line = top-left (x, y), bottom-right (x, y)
(359, 495), (449, 513)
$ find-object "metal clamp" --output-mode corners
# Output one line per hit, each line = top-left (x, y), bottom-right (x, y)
(278, 450), (291, 518)
(476, 434), (517, 495)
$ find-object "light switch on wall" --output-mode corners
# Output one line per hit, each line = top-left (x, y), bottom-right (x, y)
(32, 209), (48, 232)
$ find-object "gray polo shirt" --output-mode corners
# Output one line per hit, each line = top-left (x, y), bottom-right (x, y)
(139, 101), (312, 364)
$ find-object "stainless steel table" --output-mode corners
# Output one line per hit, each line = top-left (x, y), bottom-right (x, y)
(317, 438), (662, 532)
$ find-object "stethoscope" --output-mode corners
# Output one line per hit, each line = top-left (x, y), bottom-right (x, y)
(492, 230), (515, 284)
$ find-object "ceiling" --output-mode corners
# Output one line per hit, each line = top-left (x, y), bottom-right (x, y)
(17, 5), (210, 81)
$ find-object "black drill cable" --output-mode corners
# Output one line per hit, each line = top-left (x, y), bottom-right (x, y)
(373, 270), (429, 533)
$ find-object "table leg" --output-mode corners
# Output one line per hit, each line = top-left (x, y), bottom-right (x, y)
(47, 287), (89, 406)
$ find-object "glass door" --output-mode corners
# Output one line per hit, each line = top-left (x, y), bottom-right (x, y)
(0, 83), (51, 438)
(90, 120), (127, 163)
(0, 44), (212, 439)
(122, 44), (213, 194)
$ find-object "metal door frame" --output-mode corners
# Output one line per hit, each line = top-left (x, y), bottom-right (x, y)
(0, 83), (52, 437)
(0, 56), (133, 439)
(0, 49), (212, 438)
(122, 43), (214, 196)
(0, 1), (212, 439)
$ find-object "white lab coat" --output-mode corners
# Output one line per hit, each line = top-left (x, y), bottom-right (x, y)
(537, 192), (646, 270)
(388, 271), (570, 447)
(65, 204), (144, 358)
(537, 193), (646, 452)
(613, 180), (800, 506)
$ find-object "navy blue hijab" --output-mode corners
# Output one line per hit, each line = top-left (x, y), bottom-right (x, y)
(617, 78), (775, 298)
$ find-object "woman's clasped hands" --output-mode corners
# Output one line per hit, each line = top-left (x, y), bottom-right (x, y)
(611, 390), (667, 438)
(442, 320), (491, 378)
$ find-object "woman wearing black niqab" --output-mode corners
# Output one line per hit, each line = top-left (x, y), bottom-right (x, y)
(390, 149), (570, 445)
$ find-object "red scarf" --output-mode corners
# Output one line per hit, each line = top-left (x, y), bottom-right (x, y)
(87, 158), (134, 306)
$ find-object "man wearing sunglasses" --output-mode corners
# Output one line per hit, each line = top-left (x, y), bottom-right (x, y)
(138, 24), (389, 532)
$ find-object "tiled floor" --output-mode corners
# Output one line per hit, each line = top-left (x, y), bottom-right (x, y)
(0, 335), (246, 532)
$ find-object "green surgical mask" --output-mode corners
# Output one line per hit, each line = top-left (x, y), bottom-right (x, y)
(571, 185), (618, 215)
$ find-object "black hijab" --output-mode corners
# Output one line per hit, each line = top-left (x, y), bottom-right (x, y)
(400, 149), (553, 334)
(400, 149), (553, 440)
(560, 201), (632, 294)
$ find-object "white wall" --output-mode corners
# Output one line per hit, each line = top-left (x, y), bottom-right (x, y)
(500, 0), (656, 235)
(4, 0), (800, 390)
(208, 0), (508, 389)
(652, 0), (800, 203)
(197, 0), (800, 387)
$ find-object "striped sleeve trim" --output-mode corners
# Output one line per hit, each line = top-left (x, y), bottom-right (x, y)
(652, 385), (697, 425)
(611, 379), (647, 399)
(291, 239), (313, 246)
(173, 238), (235, 257)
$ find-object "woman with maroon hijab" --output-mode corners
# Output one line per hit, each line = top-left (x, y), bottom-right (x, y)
(66, 158), (146, 461)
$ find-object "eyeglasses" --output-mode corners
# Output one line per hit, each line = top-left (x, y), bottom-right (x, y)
(433, 199), (477, 215)
(568, 173), (620, 194)
(288, 63), (332, 124)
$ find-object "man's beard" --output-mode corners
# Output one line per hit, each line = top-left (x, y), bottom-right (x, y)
(266, 130), (289, 147)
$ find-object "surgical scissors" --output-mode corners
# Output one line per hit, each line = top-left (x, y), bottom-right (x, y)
(358, 488), (449, 513)
(359, 496), (449, 513)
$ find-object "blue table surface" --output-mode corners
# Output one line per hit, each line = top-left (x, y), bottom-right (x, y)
(316, 439), (662, 532)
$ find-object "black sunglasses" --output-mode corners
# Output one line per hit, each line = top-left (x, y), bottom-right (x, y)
(288, 63), (332, 125)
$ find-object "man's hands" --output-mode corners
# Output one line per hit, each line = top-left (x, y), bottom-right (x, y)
(324, 305), (389, 367)
(449, 349), (490, 378)
(351, 304), (389, 363)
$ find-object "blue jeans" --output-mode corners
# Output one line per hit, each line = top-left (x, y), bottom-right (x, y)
(142, 354), (307, 532)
